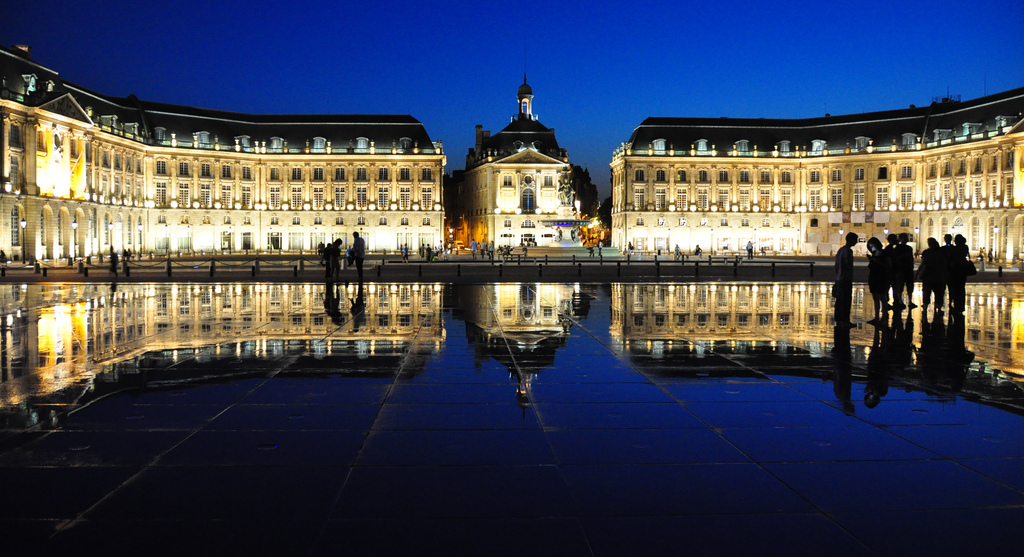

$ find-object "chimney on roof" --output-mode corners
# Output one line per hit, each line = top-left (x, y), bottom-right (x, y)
(11, 44), (31, 59)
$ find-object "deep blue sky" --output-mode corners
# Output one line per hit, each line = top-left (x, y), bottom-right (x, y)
(3, 0), (1023, 198)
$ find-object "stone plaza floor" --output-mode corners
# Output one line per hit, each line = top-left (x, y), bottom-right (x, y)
(1, 281), (1023, 555)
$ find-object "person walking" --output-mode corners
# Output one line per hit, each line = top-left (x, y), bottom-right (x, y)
(916, 237), (947, 316)
(109, 246), (119, 277)
(351, 232), (366, 283)
(894, 232), (916, 309)
(470, 239), (478, 260)
(745, 240), (754, 260)
(947, 234), (971, 314)
(881, 234), (900, 309)
(834, 232), (858, 327)
(940, 233), (954, 311)
(865, 237), (891, 325)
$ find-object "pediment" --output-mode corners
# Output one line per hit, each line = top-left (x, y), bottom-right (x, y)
(496, 149), (565, 166)
(38, 93), (93, 125)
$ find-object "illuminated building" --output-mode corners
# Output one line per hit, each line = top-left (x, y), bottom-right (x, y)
(611, 89), (1024, 258)
(453, 77), (584, 248)
(0, 45), (445, 262)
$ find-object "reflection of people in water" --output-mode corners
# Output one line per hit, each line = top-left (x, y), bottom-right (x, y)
(323, 282), (342, 324)
(350, 286), (367, 331)
(864, 326), (891, 408)
(831, 324), (855, 415)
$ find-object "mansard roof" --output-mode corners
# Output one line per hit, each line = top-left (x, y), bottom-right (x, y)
(483, 115), (561, 154)
(0, 44), (438, 152)
(626, 86), (1024, 153)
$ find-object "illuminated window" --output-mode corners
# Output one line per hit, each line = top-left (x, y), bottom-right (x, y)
(634, 169), (646, 181)
(313, 167), (324, 181)
(334, 167), (346, 181)
(421, 168), (433, 181)
(399, 168), (411, 181)
(378, 167), (389, 181)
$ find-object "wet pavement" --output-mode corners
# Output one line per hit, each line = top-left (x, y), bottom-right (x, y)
(1, 281), (1023, 555)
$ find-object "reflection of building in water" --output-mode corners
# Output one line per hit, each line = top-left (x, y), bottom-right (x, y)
(611, 282), (836, 342)
(455, 283), (593, 405)
(0, 283), (445, 427)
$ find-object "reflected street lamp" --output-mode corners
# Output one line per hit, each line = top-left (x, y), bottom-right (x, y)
(71, 220), (78, 259)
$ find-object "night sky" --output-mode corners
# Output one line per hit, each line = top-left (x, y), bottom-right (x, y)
(3, 0), (1022, 198)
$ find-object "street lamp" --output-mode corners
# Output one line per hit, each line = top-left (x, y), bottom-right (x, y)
(71, 220), (78, 259)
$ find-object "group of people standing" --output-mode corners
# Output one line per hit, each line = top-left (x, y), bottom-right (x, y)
(317, 232), (365, 283)
(834, 231), (973, 327)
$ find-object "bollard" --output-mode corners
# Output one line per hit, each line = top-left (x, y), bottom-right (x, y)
(83, 267), (88, 277)
(538, 263), (543, 277)
(78, 260), (84, 274)
(695, 261), (700, 277)
(210, 260), (216, 277)
(578, 263), (582, 276)
(617, 261), (621, 276)
(251, 265), (256, 277)
(457, 264), (461, 277)
(42, 268), (47, 277)
(771, 262), (776, 277)
(708, 255), (712, 264)
(809, 262), (814, 277)
(34, 262), (41, 274)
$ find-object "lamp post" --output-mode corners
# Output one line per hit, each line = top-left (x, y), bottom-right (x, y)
(20, 219), (27, 263)
(71, 220), (78, 259)
(138, 223), (143, 256)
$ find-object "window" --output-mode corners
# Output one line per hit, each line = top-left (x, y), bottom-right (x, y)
(739, 190), (750, 211)
(522, 187), (535, 211)
(633, 188), (645, 209)
(269, 186), (281, 209)
(943, 161), (951, 176)
(220, 164), (231, 179)
(292, 216), (301, 225)
(655, 169), (666, 182)
(718, 170), (729, 182)
(422, 217), (431, 225)
(357, 216), (366, 225)
(811, 139), (826, 154)
(178, 161), (190, 176)
(156, 160), (167, 175)
(288, 167), (300, 181)
(809, 189), (821, 211)
(400, 187), (411, 209)
(334, 167), (346, 181)
(853, 187), (865, 210)
(973, 181), (983, 204)
(717, 188), (730, 209)
(900, 186), (913, 208)
(356, 186), (368, 206)
(736, 140), (750, 153)
(780, 171), (792, 184)
(356, 168), (368, 181)
(400, 217), (409, 226)
(655, 188), (666, 210)
(270, 168), (281, 181)
(313, 167), (324, 181)
(830, 169), (841, 182)
(780, 190), (792, 211)
(900, 165), (912, 179)
(810, 170), (821, 183)
(696, 139), (708, 152)
(854, 168), (865, 181)
(877, 166), (888, 180)
(759, 188), (771, 208)
(10, 208), (19, 246)
(697, 169), (709, 182)
(503, 175), (513, 186)
(697, 188), (709, 210)
(421, 167), (433, 181)
(875, 186), (888, 209)
(378, 167), (389, 181)
(676, 170), (687, 182)
(242, 166), (252, 180)
(676, 189), (688, 209)
(313, 186), (324, 208)
(764, 218), (772, 227)
(335, 217), (344, 225)
(177, 183), (190, 206)
(759, 170), (770, 183)
(242, 185), (251, 207)
(636, 218), (644, 226)
(219, 184), (232, 205)
(400, 168), (411, 181)
(201, 163), (211, 178)
(421, 187), (433, 208)
(522, 220), (536, 228)
(378, 186), (389, 208)
(739, 170), (750, 183)
(831, 188), (842, 209)
(634, 169), (646, 181)
(291, 187), (303, 208)
(200, 183), (211, 206)
(928, 164), (936, 178)
(334, 186), (346, 207)
(155, 182), (167, 205)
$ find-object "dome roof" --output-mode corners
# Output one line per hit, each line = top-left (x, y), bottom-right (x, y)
(518, 75), (533, 97)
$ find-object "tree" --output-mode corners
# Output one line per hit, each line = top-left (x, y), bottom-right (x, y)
(597, 196), (612, 230)
(568, 165), (599, 217)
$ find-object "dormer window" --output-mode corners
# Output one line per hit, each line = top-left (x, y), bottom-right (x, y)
(778, 140), (791, 154)
(810, 139), (826, 154)
(195, 131), (211, 146)
(696, 139), (709, 152)
(963, 123), (981, 136)
(236, 135), (251, 149)
(934, 129), (952, 141)
(652, 138), (666, 153)
(355, 137), (369, 152)
(399, 137), (412, 150)
(312, 137), (327, 152)
(270, 137), (284, 152)
(855, 136), (870, 149)
(901, 133), (916, 146)
(735, 140), (749, 153)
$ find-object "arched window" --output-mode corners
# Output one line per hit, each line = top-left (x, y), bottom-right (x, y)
(399, 137), (412, 150)
(11, 207), (21, 246)
(652, 138), (666, 152)
(736, 140), (750, 153)
(811, 139), (826, 154)
(634, 169), (646, 182)
(313, 137), (327, 152)
(379, 217), (388, 226)
(778, 140), (791, 154)
(696, 139), (709, 152)
(521, 187), (535, 211)
(103, 214), (110, 244)
(356, 137), (369, 151)
(521, 220), (535, 228)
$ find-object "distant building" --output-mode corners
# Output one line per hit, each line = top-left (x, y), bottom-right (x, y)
(611, 90), (1024, 259)
(457, 77), (583, 249)
(0, 45), (445, 262)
